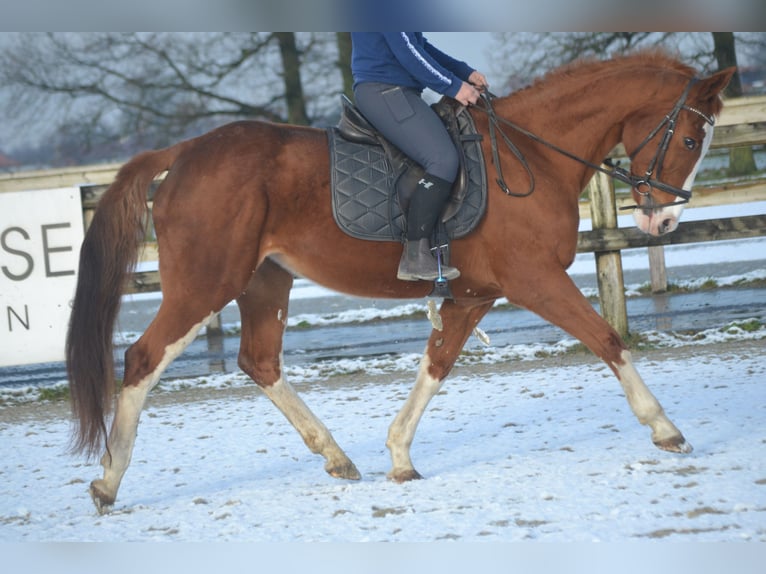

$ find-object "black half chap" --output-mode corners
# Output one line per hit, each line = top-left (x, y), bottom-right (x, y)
(353, 82), (459, 183)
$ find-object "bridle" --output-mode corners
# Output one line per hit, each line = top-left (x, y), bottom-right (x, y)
(471, 77), (715, 211)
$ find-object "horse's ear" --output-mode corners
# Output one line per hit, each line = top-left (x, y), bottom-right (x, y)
(698, 67), (737, 100)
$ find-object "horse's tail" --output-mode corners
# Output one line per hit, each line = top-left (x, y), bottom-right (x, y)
(66, 144), (181, 458)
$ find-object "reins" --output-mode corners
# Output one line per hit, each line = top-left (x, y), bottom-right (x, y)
(477, 90), (536, 198)
(470, 78), (714, 211)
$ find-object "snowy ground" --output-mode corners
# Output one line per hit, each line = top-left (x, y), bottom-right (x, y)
(1, 330), (764, 543)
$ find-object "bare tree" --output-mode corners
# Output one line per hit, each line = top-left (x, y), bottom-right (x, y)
(486, 32), (766, 92)
(0, 32), (346, 163)
(275, 32), (309, 126)
(336, 32), (353, 99)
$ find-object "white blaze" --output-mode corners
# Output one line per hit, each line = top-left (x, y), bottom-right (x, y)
(632, 122), (714, 234)
(683, 122), (714, 192)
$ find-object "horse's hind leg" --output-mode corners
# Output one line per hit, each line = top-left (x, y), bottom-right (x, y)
(236, 259), (360, 480)
(89, 304), (216, 514)
(387, 299), (495, 482)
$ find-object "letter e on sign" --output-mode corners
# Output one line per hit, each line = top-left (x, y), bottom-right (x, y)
(0, 187), (84, 366)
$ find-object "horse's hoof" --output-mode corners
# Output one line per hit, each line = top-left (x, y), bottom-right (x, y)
(89, 480), (115, 515)
(654, 435), (693, 454)
(387, 469), (423, 483)
(326, 460), (361, 481)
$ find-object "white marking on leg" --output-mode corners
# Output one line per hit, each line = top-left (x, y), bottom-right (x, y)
(427, 300), (443, 331)
(473, 326), (490, 345)
(260, 356), (359, 479)
(387, 353), (442, 478)
(93, 313), (215, 511)
(613, 349), (690, 451)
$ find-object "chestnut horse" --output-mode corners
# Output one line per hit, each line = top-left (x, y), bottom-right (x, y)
(66, 51), (734, 513)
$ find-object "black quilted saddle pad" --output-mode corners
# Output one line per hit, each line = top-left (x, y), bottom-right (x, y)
(327, 110), (487, 243)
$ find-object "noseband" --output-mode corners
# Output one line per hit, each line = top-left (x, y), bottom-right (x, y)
(474, 77), (715, 211)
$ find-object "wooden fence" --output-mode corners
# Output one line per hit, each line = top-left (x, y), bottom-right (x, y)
(2, 95), (765, 338)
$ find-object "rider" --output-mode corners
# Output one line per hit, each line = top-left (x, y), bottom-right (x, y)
(350, 33), (489, 281)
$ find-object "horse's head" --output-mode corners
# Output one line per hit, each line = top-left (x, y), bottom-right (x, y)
(621, 67), (735, 236)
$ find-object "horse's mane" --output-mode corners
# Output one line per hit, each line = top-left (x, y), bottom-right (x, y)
(515, 49), (697, 98)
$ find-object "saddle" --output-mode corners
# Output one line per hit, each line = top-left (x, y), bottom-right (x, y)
(327, 95), (487, 243)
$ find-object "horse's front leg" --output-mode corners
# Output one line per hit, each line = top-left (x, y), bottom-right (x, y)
(508, 268), (691, 454)
(387, 299), (495, 482)
(611, 349), (692, 453)
(236, 259), (360, 480)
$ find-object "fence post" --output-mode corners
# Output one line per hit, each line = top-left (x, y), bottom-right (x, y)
(648, 245), (668, 293)
(207, 314), (223, 338)
(587, 170), (629, 338)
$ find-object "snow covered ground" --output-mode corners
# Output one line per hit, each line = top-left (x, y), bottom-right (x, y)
(1, 326), (764, 543)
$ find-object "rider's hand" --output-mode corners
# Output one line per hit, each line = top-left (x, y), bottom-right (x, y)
(455, 81), (481, 106)
(468, 71), (489, 91)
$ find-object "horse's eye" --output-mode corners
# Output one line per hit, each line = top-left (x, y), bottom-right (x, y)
(684, 137), (697, 150)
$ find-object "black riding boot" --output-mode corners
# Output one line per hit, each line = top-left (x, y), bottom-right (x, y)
(397, 175), (460, 282)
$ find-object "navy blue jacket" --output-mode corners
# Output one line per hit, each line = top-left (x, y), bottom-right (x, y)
(351, 33), (474, 98)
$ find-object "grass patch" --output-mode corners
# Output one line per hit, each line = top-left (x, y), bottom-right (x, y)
(723, 319), (763, 333)
(531, 343), (591, 359)
(561, 342), (590, 356)
(38, 386), (70, 402)
(635, 279), (720, 296)
(675, 279), (722, 292)
(731, 276), (766, 290)
(623, 332), (659, 351)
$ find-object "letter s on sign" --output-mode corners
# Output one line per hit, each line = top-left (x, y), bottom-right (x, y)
(1, 227), (34, 281)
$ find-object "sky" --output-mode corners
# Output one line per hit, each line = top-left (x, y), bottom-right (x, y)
(426, 32), (495, 76)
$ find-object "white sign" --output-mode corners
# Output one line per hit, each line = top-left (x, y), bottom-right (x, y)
(0, 187), (84, 366)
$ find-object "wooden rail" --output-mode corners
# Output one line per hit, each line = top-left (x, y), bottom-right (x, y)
(578, 214), (766, 252)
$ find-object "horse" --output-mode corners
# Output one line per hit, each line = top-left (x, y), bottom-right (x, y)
(66, 50), (734, 513)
